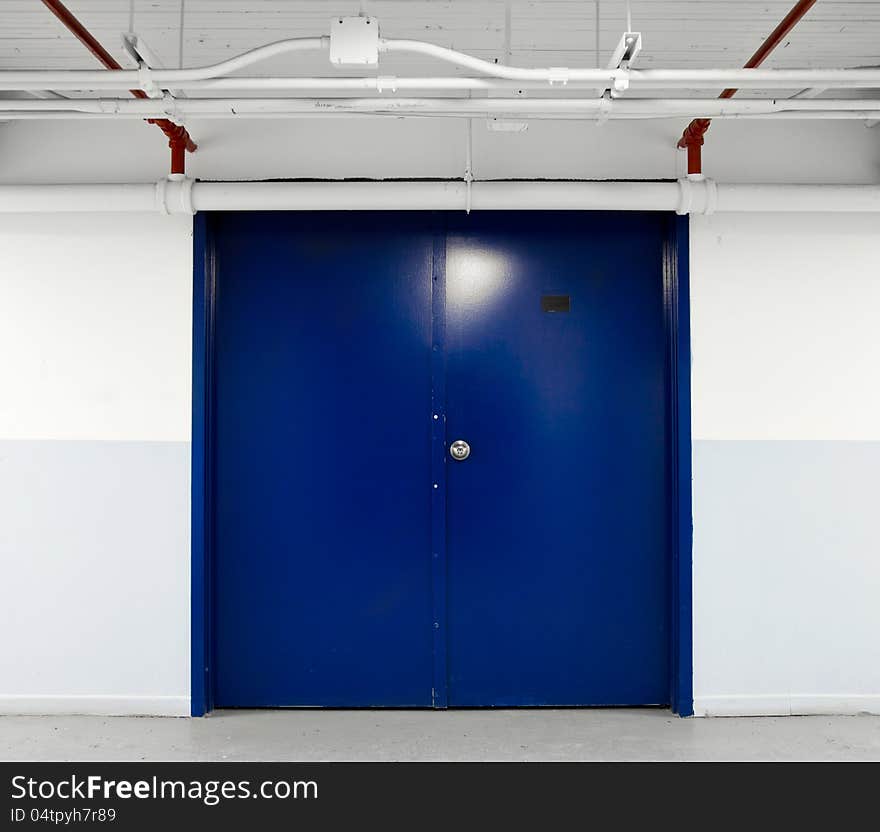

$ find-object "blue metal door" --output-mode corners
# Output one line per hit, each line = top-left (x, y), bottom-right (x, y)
(444, 213), (670, 706)
(212, 213), (435, 706)
(210, 211), (670, 708)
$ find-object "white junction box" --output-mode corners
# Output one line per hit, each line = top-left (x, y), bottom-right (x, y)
(329, 16), (379, 66)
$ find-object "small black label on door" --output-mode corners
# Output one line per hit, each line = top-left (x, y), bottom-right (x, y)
(541, 295), (571, 313)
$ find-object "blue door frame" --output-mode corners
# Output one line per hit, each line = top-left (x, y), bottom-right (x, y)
(190, 210), (693, 717)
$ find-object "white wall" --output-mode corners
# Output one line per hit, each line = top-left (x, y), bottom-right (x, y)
(1, 117), (878, 185)
(2, 115), (879, 716)
(0, 213), (193, 715)
(690, 212), (880, 716)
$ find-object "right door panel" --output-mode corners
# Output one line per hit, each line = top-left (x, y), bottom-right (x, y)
(445, 212), (670, 706)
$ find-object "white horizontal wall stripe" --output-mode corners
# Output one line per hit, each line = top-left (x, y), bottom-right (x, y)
(690, 212), (880, 441)
(0, 213), (193, 442)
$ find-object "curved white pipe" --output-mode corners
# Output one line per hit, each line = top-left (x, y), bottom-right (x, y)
(378, 38), (579, 81)
(168, 36), (328, 80)
(2, 180), (880, 215)
(378, 39), (880, 89)
(0, 37), (328, 91)
(0, 42), (880, 94)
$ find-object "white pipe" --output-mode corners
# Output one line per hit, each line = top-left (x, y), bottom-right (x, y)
(194, 181), (477, 212)
(0, 74), (603, 92)
(379, 38), (594, 81)
(8, 111), (879, 123)
(0, 37), (326, 91)
(377, 39), (880, 90)
(2, 180), (880, 215)
(5, 71), (880, 93)
(6, 110), (880, 123)
(0, 24), (876, 95)
(164, 78), (616, 92)
(3, 97), (879, 120)
(0, 76), (614, 93)
(167, 36), (329, 79)
(2, 68), (880, 94)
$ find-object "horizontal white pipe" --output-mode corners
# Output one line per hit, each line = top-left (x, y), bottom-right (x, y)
(168, 78), (621, 93)
(6, 110), (880, 124)
(2, 180), (880, 215)
(8, 111), (879, 124)
(5, 72), (880, 94)
(2, 68), (880, 94)
(0, 76), (614, 93)
(6, 96), (878, 113)
(3, 97), (879, 121)
(192, 181), (686, 212)
(0, 72), (609, 92)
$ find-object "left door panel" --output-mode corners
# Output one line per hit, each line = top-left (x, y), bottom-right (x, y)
(212, 213), (435, 707)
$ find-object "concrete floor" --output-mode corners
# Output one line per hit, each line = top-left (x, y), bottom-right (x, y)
(2, 710), (879, 761)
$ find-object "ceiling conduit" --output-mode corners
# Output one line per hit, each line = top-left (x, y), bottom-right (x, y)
(5, 7), (873, 177)
(4, 66), (879, 94)
(677, 0), (818, 175)
(39, 0), (197, 175)
(2, 180), (880, 216)
(3, 97), (879, 120)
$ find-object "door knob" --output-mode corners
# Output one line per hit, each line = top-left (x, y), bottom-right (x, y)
(449, 440), (471, 461)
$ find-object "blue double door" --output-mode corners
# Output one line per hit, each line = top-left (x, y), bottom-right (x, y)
(212, 212), (670, 708)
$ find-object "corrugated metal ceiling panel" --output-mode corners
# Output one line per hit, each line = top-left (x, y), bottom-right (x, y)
(1, 1), (877, 73)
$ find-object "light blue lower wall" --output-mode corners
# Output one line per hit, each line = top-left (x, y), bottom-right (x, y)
(692, 439), (880, 715)
(0, 440), (191, 715)
(4, 436), (878, 715)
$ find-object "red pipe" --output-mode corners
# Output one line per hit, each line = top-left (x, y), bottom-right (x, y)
(167, 126), (189, 176)
(677, 0), (817, 174)
(40, 0), (197, 173)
